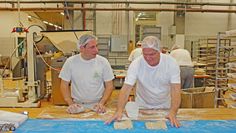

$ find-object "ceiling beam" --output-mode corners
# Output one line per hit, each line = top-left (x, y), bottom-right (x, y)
(0, 0), (236, 6)
(0, 7), (236, 13)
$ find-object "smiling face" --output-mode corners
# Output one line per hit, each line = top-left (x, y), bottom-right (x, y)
(142, 48), (160, 66)
(80, 39), (98, 60)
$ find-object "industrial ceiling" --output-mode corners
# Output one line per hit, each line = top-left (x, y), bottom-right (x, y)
(1, 0), (236, 28)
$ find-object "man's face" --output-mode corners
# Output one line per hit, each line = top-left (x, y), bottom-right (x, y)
(142, 48), (160, 66)
(81, 39), (98, 60)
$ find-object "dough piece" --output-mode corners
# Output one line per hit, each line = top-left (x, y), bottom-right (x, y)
(67, 104), (85, 114)
(145, 121), (167, 130)
(114, 120), (133, 129)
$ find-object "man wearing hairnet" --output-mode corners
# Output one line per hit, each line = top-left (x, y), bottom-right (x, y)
(59, 34), (114, 114)
(105, 36), (181, 128)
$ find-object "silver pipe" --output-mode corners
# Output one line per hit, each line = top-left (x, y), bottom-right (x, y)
(0, 0), (236, 6)
(1, 7), (236, 13)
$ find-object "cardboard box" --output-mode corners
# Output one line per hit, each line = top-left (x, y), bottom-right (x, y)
(181, 87), (215, 108)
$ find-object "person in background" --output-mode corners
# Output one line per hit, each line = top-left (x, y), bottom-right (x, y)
(128, 41), (143, 62)
(161, 46), (170, 54)
(59, 34), (114, 114)
(105, 36), (181, 128)
(170, 44), (194, 89)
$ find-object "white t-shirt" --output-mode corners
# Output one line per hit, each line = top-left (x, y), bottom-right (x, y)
(170, 49), (193, 67)
(125, 54), (180, 109)
(128, 48), (142, 62)
(59, 54), (114, 103)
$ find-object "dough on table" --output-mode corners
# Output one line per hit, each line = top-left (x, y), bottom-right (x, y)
(114, 120), (133, 129)
(145, 121), (167, 130)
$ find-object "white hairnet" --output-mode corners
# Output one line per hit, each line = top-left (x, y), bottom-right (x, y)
(142, 36), (161, 51)
(77, 34), (97, 49)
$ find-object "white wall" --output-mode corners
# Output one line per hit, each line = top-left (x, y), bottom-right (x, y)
(96, 11), (113, 35)
(185, 13), (229, 36)
(158, 12), (175, 47)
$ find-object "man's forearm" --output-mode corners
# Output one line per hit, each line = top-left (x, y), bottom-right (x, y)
(60, 80), (73, 105)
(116, 84), (133, 113)
(170, 84), (181, 115)
(99, 81), (113, 105)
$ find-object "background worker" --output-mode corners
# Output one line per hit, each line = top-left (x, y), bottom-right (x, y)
(128, 41), (143, 62)
(161, 46), (170, 54)
(59, 34), (114, 114)
(170, 44), (194, 89)
(105, 36), (181, 128)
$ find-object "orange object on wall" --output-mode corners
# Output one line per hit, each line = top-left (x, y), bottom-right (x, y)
(128, 40), (135, 54)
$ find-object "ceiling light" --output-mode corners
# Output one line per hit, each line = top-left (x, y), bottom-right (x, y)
(43, 21), (48, 24)
(48, 23), (53, 26)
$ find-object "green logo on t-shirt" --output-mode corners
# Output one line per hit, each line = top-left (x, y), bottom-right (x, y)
(93, 71), (101, 79)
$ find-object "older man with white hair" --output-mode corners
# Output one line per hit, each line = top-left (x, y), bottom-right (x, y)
(105, 36), (181, 128)
(59, 34), (114, 114)
(170, 44), (194, 89)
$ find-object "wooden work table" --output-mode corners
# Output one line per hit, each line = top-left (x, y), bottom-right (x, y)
(1, 100), (236, 133)
(1, 100), (236, 121)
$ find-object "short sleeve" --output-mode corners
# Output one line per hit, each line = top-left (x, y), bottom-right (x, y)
(168, 57), (180, 83)
(128, 51), (134, 61)
(103, 59), (114, 81)
(124, 59), (139, 86)
(59, 59), (72, 82)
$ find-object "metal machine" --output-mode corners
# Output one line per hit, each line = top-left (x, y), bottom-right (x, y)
(0, 25), (43, 107)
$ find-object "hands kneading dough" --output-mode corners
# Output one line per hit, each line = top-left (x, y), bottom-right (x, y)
(93, 103), (106, 113)
(67, 103), (85, 114)
(67, 103), (106, 114)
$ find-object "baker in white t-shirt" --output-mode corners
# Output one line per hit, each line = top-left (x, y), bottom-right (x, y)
(105, 36), (181, 128)
(128, 41), (142, 62)
(170, 44), (194, 89)
(59, 34), (114, 114)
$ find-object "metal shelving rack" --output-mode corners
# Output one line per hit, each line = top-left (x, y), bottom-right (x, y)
(197, 38), (220, 87)
(215, 32), (232, 107)
(223, 31), (236, 108)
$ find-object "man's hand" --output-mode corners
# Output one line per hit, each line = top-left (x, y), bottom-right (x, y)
(93, 103), (106, 113)
(165, 112), (181, 128)
(67, 103), (85, 114)
(104, 112), (123, 125)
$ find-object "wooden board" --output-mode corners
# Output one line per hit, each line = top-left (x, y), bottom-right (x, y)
(1, 100), (236, 121)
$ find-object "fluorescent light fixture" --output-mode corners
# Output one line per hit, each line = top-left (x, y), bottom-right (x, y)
(60, 12), (64, 15)
(43, 21), (48, 24)
(48, 23), (53, 26)
(28, 15), (32, 18)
